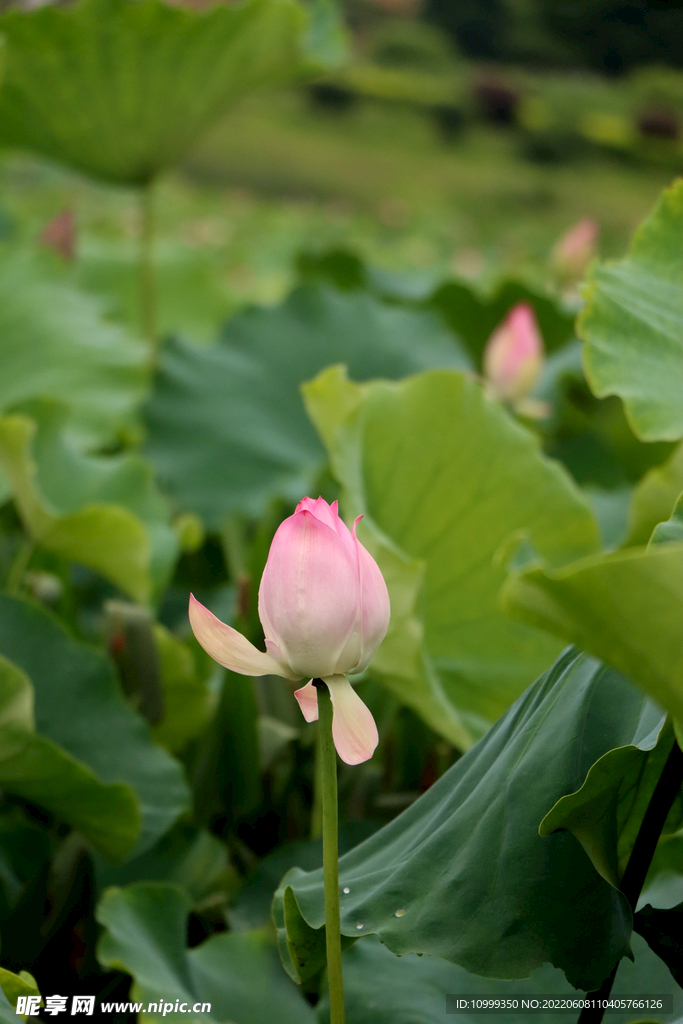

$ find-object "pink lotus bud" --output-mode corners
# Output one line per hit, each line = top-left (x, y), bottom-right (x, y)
(483, 303), (544, 405)
(552, 218), (598, 280)
(189, 497), (390, 764)
(39, 210), (76, 262)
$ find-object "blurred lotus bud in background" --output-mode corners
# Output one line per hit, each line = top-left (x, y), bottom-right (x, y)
(105, 600), (165, 726)
(551, 218), (598, 282)
(39, 209), (76, 262)
(483, 302), (542, 397)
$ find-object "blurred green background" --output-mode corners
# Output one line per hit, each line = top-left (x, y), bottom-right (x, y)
(5, 0), (683, 342)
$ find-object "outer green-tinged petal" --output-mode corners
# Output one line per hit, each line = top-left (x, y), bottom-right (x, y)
(324, 674), (378, 765)
(294, 677), (378, 763)
(188, 595), (295, 679)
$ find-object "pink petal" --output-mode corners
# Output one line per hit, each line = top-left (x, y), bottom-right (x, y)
(483, 304), (543, 403)
(324, 674), (378, 765)
(553, 218), (598, 276)
(296, 496), (338, 530)
(258, 510), (359, 679)
(296, 497), (355, 555)
(294, 680), (319, 722)
(354, 529), (391, 674)
(189, 594), (297, 679)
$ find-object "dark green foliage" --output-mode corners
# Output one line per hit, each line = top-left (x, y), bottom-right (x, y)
(540, 0), (683, 75)
(635, 902), (683, 985)
(275, 649), (663, 991)
(423, 0), (512, 60)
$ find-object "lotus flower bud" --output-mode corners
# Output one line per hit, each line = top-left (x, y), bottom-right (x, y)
(552, 218), (598, 281)
(39, 210), (76, 262)
(483, 303), (544, 406)
(189, 497), (390, 764)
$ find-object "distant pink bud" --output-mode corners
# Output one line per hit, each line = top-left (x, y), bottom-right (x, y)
(39, 210), (76, 262)
(483, 303), (544, 404)
(189, 497), (389, 764)
(552, 218), (598, 279)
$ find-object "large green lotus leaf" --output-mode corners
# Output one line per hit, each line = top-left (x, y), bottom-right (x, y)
(95, 824), (232, 906)
(579, 180), (683, 442)
(0, 0), (305, 186)
(502, 544), (683, 725)
(227, 824), (377, 931)
(539, 720), (681, 891)
(0, 595), (190, 859)
(0, 400), (178, 603)
(143, 284), (471, 528)
(317, 933), (682, 1024)
(625, 443), (683, 546)
(302, 366), (600, 746)
(0, 655), (139, 861)
(535, 343), (676, 502)
(97, 882), (315, 1023)
(274, 649), (656, 992)
(0, 251), (146, 448)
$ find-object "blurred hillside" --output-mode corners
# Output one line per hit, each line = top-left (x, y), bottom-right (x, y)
(4, 0), (683, 340)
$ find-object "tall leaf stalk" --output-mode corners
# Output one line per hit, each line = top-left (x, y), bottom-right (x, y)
(314, 679), (346, 1023)
(139, 181), (158, 359)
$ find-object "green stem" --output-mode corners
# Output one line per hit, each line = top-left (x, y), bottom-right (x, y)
(5, 538), (34, 595)
(310, 730), (323, 839)
(314, 679), (345, 1024)
(577, 736), (683, 1024)
(139, 180), (157, 361)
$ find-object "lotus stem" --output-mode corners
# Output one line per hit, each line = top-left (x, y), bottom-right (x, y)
(5, 538), (34, 596)
(314, 678), (345, 1024)
(139, 180), (158, 360)
(310, 730), (324, 839)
